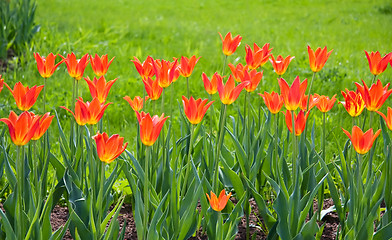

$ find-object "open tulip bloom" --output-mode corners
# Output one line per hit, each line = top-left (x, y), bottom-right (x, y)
(228, 63), (248, 83)
(342, 126), (380, 155)
(279, 76), (307, 111)
(5, 82), (44, 111)
(124, 95), (149, 112)
(217, 75), (249, 105)
(219, 32), (242, 56)
(284, 110), (309, 136)
(300, 94), (319, 111)
(142, 77), (163, 100)
(84, 76), (117, 103)
(269, 54), (295, 76)
(182, 96), (214, 125)
(34, 52), (64, 78)
(93, 132), (128, 164)
(307, 45), (333, 73)
(206, 190), (232, 212)
(60, 52), (90, 80)
(178, 55), (201, 78)
(90, 54), (115, 77)
(377, 107), (392, 131)
(245, 43), (273, 69)
(355, 79), (392, 112)
(243, 69), (263, 92)
(153, 59), (180, 88)
(0, 111), (40, 146)
(136, 111), (168, 146)
(259, 91), (283, 114)
(340, 89), (365, 117)
(31, 112), (55, 141)
(365, 50), (392, 76)
(202, 72), (221, 95)
(316, 94), (336, 113)
(131, 56), (155, 80)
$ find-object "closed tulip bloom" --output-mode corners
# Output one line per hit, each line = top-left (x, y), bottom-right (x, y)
(131, 56), (155, 80)
(84, 76), (117, 103)
(142, 77), (163, 100)
(365, 51), (392, 76)
(244, 69), (263, 92)
(31, 112), (54, 141)
(377, 107), (392, 131)
(340, 89), (365, 117)
(219, 32), (242, 56)
(279, 76), (307, 111)
(202, 72), (221, 95)
(245, 43), (273, 69)
(60, 53), (90, 80)
(136, 111), (168, 146)
(206, 190), (232, 212)
(284, 110), (310, 136)
(182, 96), (214, 125)
(153, 59), (179, 88)
(228, 63), (248, 82)
(33, 53), (63, 78)
(93, 132), (128, 164)
(90, 54), (115, 77)
(0, 75), (3, 93)
(0, 111), (39, 146)
(316, 94), (336, 113)
(269, 55), (295, 76)
(300, 94), (320, 111)
(5, 82), (44, 111)
(307, 45), (333, 73)
(355, 79), (392, 112)
(217, 75), (249, 105)
(178, 56), (201, 78)
(123, 96), (149, 112)
(61, 97), (111, 126)
(259, 91), (283, 114)
(342, 126), (381, 155)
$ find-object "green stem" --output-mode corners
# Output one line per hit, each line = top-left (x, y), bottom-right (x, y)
(144, 146), (150, 240)
(43, 78), (47, 113)
(181, 124), (195, 196)
(161, 88), (166, 114)
(88, 125), (95, 204)
(222, 55), (228, 76)
(372, 74), (377, 84)
(304, 72), (316, 139)
(318, 112), (326, 220)
(170, 83), (174, 118)
(70, 78), (76, 155)
(186, 77), (190, 98)
(17, 145), (24, 239)
(213, 104), (227, 192)
(274, 114), (279, 179)
(291, 110), (297, 182)
(97, 161), (105, 235)
(369, 111), (373, 129)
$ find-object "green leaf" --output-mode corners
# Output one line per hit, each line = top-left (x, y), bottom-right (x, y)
(374, 219), (392, 240)
(0, 208), (16, 240)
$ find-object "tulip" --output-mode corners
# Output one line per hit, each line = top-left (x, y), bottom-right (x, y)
(355, 79), (392, 112)
(178, 56), (201, 78)
(202, 72), (221, 95)
(124, 96), (149, 112)
(0, 75), (3, 93)
(245, 43), (273, 69)
(217, 75), (249, 105)
(33, 53), (64, 78)
(300, 94), (319, 111)
(316, 94), (336, 113)
(4, 82), (44, 111)
(269, 54), (295, 76)
(243, 69), (263, 92)
(84, 76), (117, 103)
(228, 63), (248, 82)
(182, 96), (214, 125)
(31, 112), (54, 141)
(131, 56), (155, 80)
(142, 77), (163, 100)
(206, 190), (232, 212)
(90, 54), (115, 77)
(0, 111), (39, 146)
(340, 89), (365, 117)
(342, 126), (381, 155)
(278, 76), (307, 111)
(152, 59), (179, 88)
(307, 46), (333, 73)
(136, 111), (168, 146)
(218, 32), (242, 56)
(60, 53), (90, 80)
(61, 97), (111, 126)
(259, 91), (283, 114)
(365, 51), (392, 76)
(92, 132), (128, 164)
(284, 110), (310, 136)
(377, 107), (392, 131)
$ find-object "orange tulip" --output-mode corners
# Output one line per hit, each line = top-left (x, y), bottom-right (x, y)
(228, 63), (248, 82)
(244, 69), (263, 92)
(316, 94), (336, 113)
(342, 126), (381, 155)
(60, 53), (90, 80)
(365, 51), (392, 76)
(92, 132), (128, 164)
(152, 59), (179, 88)
(131, 56), (155, 80)
(4, 82), (44, 111)
(340, 89), (365, 117)
(0, 75), (3, 93)
(355, 79), (392, 111)
(61, 97), (111, 126)
(84, 76), (117, 103)
(33, 53), (63, 78)
(0, 111), (39, 146)
(284, 110), (310, 136)
(218, 32), (242, 56)
(90, 54), (115, 77)
(206, 190), (232, 212)
(178, 56), (201, 78)
(269, 55), (295, 76)
(300, 94), (320, 111)
(245, 43), (273, 69)
(123, 96), (149, 112)
(182, 96), (214, 125)
(217, 75), (249, 105)
(307, 45), (333, 73)
(142, 77), (163, 100)
(259, 91), (283, 114)
(202, 72), (221, 95)
(31, 112), (54, 141)
(377, 107), (392, 131)
(278, 76), (307, 111)
(136, 111), (168, 146)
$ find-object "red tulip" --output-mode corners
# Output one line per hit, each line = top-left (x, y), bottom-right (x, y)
(136, 111), (168, 146)
(33, 53), (63, 78)
(178, 56), (201, 78)
(284, 110), (310, 136)
(245, 43), (273, 69)
(206, 190), (232, 212)
(90, 54), (115, 77)
(182, 96), (214, 125)
(307, 46), (333, 72)
(355, 79), (392, 111)
(365, 51), (392, 76)
(218, 32), (242, 56)
(316, 94), (336, 113)
(342, 126), (380, 155)
(0, 111), (39, 146)
(202, 72), (221, 95)
(84, 76), (117, 103)
(31, 112), (54, 141)
(259, 91), (283, 114)
(131, 56), (155, 80)
(299, 94), (319, 111)
(217, 75), (249, 105)
(142, 77), (163, 100)
(228, 63), (248, 82)
(377, 107), (392, 131)
(93, 132), (128, 164)
(244, 69), (263, 92)
(60, 53), (90, 80)
(152, 59), (179, 88)
(269, 55), (295, 76)
(4, 82), (44, 111)
(0, 75), (3, 93)
(123, 96), (149, 112)
(340, 89), (365, 117)
(278, 76), (307, 111)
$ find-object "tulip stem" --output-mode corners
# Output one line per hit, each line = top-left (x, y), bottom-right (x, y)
(372, 74), (377, 84)
(43, 78), (47, 113)
(291, 110), (297, 182)
(213, 104), (227, 192)
(143, 146), (150, 240)
(97, 161), (105, 235)
(274, 114), (279, 179)
(222, 55), (228, 76)
(186, 77), (190, 98)
(304, 72), (316, 139)
(369, 111), (373, 129)
(181, 124), (195, 197)
(161, 88), (165, 114)
(318, 112), (326, 220)
(16, 145), (24, 239)
(70, 78), (76, 156)
(170, 83), (174, 118)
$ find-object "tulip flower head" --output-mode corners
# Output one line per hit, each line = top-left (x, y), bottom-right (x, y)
(284, 110), (310, 136)
(316, 94), (336, 113)
(228, 63), (248, 82)
(136, 111), (168, 146)
(202, 72), (221, 95)
(84, 76), (117, 103)
(217, 75), (249, 105)
(178, 56), (201, 78)
(182, 96), (214, 125)
(123, 96), (149, 112)
(0, 111), (39, 146)
(243, 69), (263, 92)
(307, 45), (333, 73)
(278, 76), (307, 111)
(32, 112), (54, 141)
(131, 56), (155, 80)
(342, 126), (380, 155)
(5, 82), (44, 111)
(355, 79), (392, 112)
(365, 51), (392, 76)
(206, 190), (232, 212)
(0, 75), (3, 93)
(377, 107), (392, 131)
(269, 55), (295, 76)
(33, 53), (63, 78)
(259, 91), (283, 114)
(60, 53), (90, 80)
(340, 89), (365, 117)
(142, 77), (163, 100)
(245, 43), (273, 69)
(90, 54), (115, 77)
(219, 32), (242, 56)
(153, 59), (180, 88)
(300, 94), (320, 111)
(93, 132), (128, 164)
